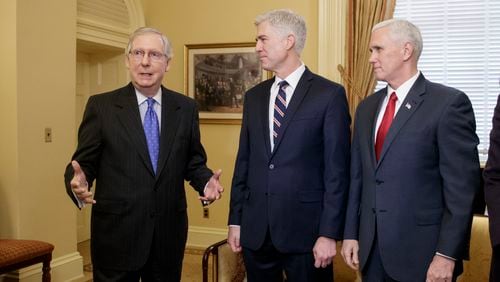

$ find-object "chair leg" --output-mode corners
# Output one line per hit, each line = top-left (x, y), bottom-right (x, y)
(42, 257), (52, 282)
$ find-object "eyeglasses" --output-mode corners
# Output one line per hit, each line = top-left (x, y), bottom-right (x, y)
(128, 49), (166, 62)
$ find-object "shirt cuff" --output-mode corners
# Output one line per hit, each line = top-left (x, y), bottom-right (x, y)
(436, 252), (456, 261)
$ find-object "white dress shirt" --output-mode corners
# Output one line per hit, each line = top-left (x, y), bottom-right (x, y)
(269, 64), (306, 151)
(374, 71), (420, 141)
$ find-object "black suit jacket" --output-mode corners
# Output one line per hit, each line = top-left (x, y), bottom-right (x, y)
(484, 95), (500, 247)
(344, 74), (480, 281)
(228, 68), (351, 252)
(64, 83), (212, 274)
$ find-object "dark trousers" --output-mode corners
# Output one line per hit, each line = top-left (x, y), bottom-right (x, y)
(242, 231), (333, 282)
(490, 245), (500, 282)
(93, 226), (184, 282)
(362, 238), (398, 282)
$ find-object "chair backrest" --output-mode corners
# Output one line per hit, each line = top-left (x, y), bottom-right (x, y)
(202, 239), (246, 282)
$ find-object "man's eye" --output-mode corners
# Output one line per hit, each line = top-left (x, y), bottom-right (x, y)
(151, 52), (162, 59)
(134, 50), (145, 56)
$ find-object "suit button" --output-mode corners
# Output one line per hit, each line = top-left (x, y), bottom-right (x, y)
(375, 179), (384, 185)
(269, 164), (275, 170)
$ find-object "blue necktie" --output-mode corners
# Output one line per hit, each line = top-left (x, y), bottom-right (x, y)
(273, 80), (288, 146)
(144, 98), (160, 173)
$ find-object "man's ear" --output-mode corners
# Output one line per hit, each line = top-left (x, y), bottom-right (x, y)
(285, 34), (296, 51)
(165, 59), (171, 72)
(402, 42), (414, 61)
(125, 55), (130, 69)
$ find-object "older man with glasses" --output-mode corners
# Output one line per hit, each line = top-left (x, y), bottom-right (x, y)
(64, 27), (223, 282)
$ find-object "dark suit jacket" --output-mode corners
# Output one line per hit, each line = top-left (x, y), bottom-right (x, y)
(64, 83), (212, 274)
(344, 74), (480, 281)
(484, 95), (500, 282)
(228, 68), (351, 253)
(484, 95), (500, 247)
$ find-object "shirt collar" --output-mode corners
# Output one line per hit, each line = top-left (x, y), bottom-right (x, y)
(387, 71), (420, 101)
(273, 63), (306, 90)
(135, 88), (162, 106)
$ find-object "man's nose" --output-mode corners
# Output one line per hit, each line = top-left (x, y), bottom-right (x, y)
(255, 41), (263, 52)
(141, 54), (151, 65)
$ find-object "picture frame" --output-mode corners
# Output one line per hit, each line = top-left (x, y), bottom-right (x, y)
(184, 43), (269, 124)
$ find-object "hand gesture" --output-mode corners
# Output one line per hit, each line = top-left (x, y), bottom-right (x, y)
(70, 160), (95, 205)
(199, 169), (223, 204)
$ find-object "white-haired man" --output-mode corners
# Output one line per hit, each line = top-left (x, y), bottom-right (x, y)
(228, 9), (351, 281)
(65, 27), (223, 281)
(342, 19), (480, 282)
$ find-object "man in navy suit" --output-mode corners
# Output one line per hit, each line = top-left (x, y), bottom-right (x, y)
(341, 19), (480, 282)
(227, 9), (351, 281)
(64, 27), (223, 281)
(484, 83), (500, 282)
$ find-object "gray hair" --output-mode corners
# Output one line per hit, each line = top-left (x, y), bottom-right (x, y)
(255, 9), (307, 54)
(373, 19), (423, 61)
(126, 27), (173, 60)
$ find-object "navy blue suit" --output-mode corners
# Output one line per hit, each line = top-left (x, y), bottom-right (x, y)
(344, 74), (480, 281)
(228, 68), (350, 278)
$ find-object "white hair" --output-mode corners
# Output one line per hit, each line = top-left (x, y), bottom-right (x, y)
(255, 9), (307, 54)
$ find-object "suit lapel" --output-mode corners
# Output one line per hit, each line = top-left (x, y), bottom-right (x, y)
(367, 91), (386, 166)
(376, 74), (426, 167)
(259, 79), (274, 157)
(271, 69), (313, 157)
(115, 83), (153, 174)
(156, 87), (181, 179)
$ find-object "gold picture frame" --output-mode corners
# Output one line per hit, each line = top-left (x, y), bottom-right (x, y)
(184, 42), (269, 124)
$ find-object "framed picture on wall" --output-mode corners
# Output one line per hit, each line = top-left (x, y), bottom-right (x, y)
(184, 42), (269, 124)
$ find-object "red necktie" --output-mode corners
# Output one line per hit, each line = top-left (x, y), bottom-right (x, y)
(375, 92), (397, 161)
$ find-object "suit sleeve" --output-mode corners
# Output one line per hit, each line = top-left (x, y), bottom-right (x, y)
(343, 108), (362, 240)
(64, 95), (102, 207)
(436, 91), (480, 259)
(484, 95), (500, 247)
(184, 103), (213, 193)
(318, 86), (351, 239)
(228, 93), (251, 226)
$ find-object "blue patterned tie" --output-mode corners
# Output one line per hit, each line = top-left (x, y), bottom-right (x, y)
(273, 80), (288, 146)
(144, 98), (160, 173)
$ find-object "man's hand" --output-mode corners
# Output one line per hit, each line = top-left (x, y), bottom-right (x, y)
(313, 236), (337, 268)
(227, 226), (242, 253)
(70, 160), (96, 205)
(341, 239), (359, 270)
(199, 169), (223, 204)
(426, 255), (455, 282)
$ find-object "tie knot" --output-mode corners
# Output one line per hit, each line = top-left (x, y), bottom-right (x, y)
(146, 97), (155, 108)
(279, 80), (288, 90)
(389, 92), (398, 102)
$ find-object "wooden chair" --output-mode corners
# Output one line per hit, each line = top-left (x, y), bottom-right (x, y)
(0, 239), (54, 282)
(202, 239), (246, 282)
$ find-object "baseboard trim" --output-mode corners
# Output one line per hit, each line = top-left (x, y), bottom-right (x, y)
(187, 226), (227, 249)
(1, 252), (84, 282)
